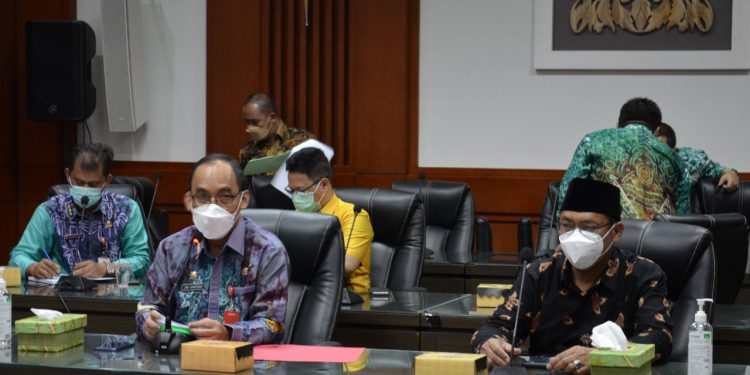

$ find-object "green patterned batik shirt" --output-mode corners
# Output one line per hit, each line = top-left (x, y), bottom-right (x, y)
(677, 147), (731, 187)
(557, 124), (691, 220)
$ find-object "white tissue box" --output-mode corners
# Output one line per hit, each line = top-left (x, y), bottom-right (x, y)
(589, 343), (654, 375)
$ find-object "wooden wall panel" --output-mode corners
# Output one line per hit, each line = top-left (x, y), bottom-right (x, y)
(0, 1), (17, 265)
(205, 0), (264, 155)
(348, 0), (414, 175)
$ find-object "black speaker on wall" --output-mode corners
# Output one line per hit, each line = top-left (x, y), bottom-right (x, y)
(26, 20), (96, 122)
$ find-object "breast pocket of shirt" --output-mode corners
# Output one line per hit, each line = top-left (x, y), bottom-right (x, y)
(234, 284), (256, 316)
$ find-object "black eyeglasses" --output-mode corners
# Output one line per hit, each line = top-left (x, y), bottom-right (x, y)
(192, 191), (242, 206)
(556, 221), (611, 235)
(284, 179), (320, 195)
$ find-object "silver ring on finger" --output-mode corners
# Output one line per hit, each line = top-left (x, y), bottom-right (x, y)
(573, 359), (582, 370)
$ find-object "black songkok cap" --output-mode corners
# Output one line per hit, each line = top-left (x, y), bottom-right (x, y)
(561, 178), (621, 221)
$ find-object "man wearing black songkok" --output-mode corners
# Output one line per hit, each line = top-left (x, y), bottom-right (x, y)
(472, 178), (673, 374)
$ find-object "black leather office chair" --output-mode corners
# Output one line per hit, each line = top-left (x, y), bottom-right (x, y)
(535, 181), (562, 254)
(656, 213), (748, 304)
(692, 177), (750, 274)
(336, 188), (425, 291)
(692, 177), (750, 217)
(249, 175), (294, 210)
(616, 220), (715, 362)
(241, 208), (343, 345)
(392, 180), (474, 263)
(112, 176), (169, 255)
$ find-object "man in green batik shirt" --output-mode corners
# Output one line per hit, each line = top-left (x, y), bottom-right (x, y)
(557, 98), (691, 220)
(654, 122), (740, 191)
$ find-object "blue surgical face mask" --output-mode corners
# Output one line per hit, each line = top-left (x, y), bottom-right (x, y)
(292, 181), (323, 212)
(68, 178), (103, 209)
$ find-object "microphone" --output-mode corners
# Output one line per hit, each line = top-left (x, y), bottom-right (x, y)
(517, 217), (532, 252)
(151, 232), (201, 354)
(344, 206), (363, 251)
(341, 206), (364, 306)
(145, 172), (163, 224)
(509, 247), (534, 367)
(546, 186), (559, 252)
(166, 232), (203, 310)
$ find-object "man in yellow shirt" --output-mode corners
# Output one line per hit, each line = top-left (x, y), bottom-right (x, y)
(285, 147), (374, 294)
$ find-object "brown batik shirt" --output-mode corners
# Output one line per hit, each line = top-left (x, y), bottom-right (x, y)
(238, 122), (314, 169)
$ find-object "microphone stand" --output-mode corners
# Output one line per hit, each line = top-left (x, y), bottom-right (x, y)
(508, 247), (533, 369)
(341, 207), (364, 305)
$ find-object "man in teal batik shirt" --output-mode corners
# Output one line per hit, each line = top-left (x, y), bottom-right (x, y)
(655, 122), (740, 191)
(10, 143), (150, 280)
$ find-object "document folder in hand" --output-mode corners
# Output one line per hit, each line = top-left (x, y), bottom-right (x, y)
(242, 152), (291, 176)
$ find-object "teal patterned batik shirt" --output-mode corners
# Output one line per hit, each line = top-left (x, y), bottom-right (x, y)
(557, 124), (691, 220)
(136, 217), (290, 344)
(677, 147), (731, 187)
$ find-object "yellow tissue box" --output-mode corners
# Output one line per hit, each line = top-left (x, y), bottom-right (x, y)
(415, 352), (488, 375)
(15, 314), (87, 352)
(0, 266), (21, 286)
(476, 283), (512, 308)
(18, 342), (84, 365)
(18, 329), (84, 352)
(181, 340), (254, 373)
(589, 343), (655, 375)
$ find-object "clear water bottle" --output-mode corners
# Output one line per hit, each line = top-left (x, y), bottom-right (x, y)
(0, 268), (11, 348)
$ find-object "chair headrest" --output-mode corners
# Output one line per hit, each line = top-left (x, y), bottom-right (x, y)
(112, 176), (155, 208)
(694, 177), (749, 216)
(615, 219), (713, 301)
(250, 175), (294, 210)
(656, 212), (748, 229)
(48, 184), (138, 200)
(335, 188), (420, 246)
(392, 180), (470, 228)
(241, 209), (341, 286)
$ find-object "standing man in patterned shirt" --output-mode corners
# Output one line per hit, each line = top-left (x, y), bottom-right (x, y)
(557, 97), (690, 220)
(473, 178), (672, 372)
(238, 92), (314, 170)
(137, 154), (290, 344)
(654, 122), (740, 191)
(10, 143), (150, 280)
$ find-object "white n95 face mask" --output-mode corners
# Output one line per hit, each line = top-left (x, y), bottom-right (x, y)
(559, 226), (615, 270)
(191, 192), (245, 240)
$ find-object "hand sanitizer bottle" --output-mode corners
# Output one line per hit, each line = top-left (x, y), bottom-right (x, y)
(688, 298), (713, 375)
(0, 268), (11, 348)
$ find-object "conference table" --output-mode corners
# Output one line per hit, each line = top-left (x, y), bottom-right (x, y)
(1, 334), (748, 375)
(10, 282), (750, 365)
(421, 294), (750, 365)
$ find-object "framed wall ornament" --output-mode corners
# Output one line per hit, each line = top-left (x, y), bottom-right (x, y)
(533, 0), (750, 70)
